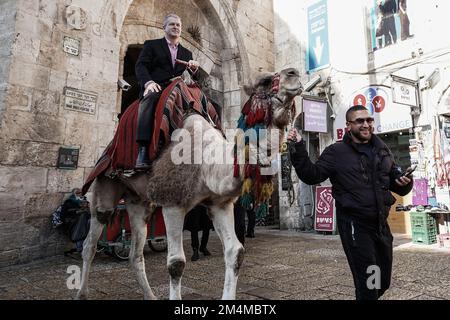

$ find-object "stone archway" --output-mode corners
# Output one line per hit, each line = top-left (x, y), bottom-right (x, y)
(115, 0), (250, 129)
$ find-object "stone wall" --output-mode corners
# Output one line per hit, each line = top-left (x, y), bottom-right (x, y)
(0, 0), (275, 267)
(0, 0), (17, 128)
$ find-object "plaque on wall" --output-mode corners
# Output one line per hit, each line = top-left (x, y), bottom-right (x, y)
(64, 87), (97, 115)
(57, 146), (79, 170)
(63, 36), (81, 56)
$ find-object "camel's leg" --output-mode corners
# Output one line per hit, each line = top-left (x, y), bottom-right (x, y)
(162, 206), (186, 300)
(77, 178), (123, 300)
(209, 202), (245, 300)
(127, 203), (157, 300)
(76, 210), (106, 299)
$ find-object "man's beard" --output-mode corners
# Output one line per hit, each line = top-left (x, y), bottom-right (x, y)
(350, 127), (372, 142)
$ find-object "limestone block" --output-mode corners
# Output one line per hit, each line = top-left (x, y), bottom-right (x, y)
(97, 124), (115, 147)
(31, 89), (60, 116)
(0, 192), (25, 222)
(48, 69), (68, 93)
(9, 60), (50, 91)
(0, 167), (47, 193)
(5, 85), (32, 112)
(24, 192), (64, 220)
(38, 0), (58, 21)
(78, 139), (99, 168)
(46, 168), (85, 193)
(3, 110), (65, 144)
(102, 60), (120, 82)
(0, 32), (14, 57)
(18, 0), (39, 17)
(15, 11), (53, 43)
(11, 33), (41, 64)
(37, 40), (58, 68)
(66, 73), (83, 89)
(0, 139), (60, 167)
(91, 38), (121, 63)
(0, 249), (20, 268)
(224, 105), (242, 123)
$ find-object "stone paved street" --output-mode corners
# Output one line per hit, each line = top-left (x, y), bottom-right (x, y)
(0, 228), (449, 300)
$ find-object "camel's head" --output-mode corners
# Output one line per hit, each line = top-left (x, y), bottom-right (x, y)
(244, 68), (302, 130)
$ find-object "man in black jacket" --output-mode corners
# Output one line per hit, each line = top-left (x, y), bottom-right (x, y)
(134, 13), (199, 169)
(288, 105), (413, 300)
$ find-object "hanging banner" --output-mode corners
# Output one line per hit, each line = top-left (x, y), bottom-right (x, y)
(314, 186), (335, 232)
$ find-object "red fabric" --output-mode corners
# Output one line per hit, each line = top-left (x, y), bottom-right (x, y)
(82, 79), (222, 194)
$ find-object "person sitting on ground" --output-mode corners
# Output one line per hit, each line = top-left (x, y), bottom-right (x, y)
(60, 188), (91, 254)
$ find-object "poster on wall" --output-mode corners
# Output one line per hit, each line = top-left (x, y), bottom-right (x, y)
(314, 186), (335, 232)
(334, 85), (413, 141)
(368, 0), (414, 52)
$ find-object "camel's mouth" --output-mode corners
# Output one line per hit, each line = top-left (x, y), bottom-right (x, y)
(285, 86), (303, 93)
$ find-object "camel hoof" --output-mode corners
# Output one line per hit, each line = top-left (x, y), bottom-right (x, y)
(75, 290), (89, 300)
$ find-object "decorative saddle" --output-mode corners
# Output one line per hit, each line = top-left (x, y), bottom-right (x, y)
(82, 78), (222, 194)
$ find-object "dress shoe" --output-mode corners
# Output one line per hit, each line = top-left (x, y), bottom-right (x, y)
(245, 231), (255, 238)
(135, 145), (151, 170)
(199, 247), (211, 256)
(191, 248), (199, 261)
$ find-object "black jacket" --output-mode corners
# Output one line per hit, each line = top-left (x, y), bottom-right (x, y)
(290, 132), (413, 226)
(135, 38), (193, 98)
(183, 205), (213, 232)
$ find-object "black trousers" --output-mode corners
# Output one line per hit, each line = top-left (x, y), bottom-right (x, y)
(337, 218), (393, 300)
(191, 229), (210, 250)
(136, 91), (162, 143)
(233, 202), (246, 245)
(246, 209), (256, 235)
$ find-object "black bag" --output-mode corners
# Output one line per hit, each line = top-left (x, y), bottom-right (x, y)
(70, 212), (91, 242)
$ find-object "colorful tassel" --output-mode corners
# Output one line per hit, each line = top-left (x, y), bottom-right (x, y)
(255, 203), (268, 220)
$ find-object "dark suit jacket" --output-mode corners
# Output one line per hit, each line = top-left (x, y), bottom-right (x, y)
(135, 37), (193, 97)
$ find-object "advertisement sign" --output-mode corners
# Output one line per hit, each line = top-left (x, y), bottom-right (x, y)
(334, 85), (413, 141)
(303, 99), (328, 133)
(314, 186), (335, 232)
(307, 0), (330, 72)
(368, 0), (414, 52)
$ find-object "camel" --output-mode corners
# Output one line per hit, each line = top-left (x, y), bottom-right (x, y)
(76, 67), (302, 300)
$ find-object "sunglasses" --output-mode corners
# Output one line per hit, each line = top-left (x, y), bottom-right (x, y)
(348, 117), (375, 125)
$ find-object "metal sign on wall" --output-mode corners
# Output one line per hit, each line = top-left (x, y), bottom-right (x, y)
(64, 87), (97, 115)
(307, 0), (330, 72)
(391, 80), (418, 107)
(57, 147), (79, 170)
(63, 36), (81, 56)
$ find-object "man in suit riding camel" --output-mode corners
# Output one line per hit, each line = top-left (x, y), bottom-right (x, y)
(135, 13), (200, 170)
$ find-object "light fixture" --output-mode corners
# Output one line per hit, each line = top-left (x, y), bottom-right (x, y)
(303, 74), (322, 92)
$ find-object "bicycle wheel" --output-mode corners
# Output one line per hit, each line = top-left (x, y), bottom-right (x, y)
(112, 233), (131, 260)
(148, 237), (167, 252)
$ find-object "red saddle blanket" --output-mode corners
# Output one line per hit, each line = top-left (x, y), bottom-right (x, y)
(82, 78), (222, 195)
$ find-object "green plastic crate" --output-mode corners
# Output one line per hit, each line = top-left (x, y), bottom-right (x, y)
(410, 211), (436, 229)
(412, 229), (437, 245)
